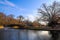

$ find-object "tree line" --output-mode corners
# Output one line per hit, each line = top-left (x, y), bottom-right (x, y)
(0, 12), (42, 29)
(0, 1), (60, 29)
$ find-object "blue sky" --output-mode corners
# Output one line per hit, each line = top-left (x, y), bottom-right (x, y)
(0, 0), (60, 21)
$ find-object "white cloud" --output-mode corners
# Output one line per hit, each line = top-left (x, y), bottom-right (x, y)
(0, 0), (25, 13)
(0, 0), (15, 7)
(27, 10), (43, 22)
(26, 10), (38, 22)
(27, 14), (35, 22)
(56, 0), (60, 1)
(39, 21), (47, 25)
(5, 0), (15, 7)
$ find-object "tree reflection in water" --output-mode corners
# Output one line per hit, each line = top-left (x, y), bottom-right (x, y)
(0, 29), (60, 40)
(50, 31), (60, 40)
(28, 30), (51, 40)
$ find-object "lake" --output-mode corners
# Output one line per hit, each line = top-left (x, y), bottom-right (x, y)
(0, 27), (52, 40)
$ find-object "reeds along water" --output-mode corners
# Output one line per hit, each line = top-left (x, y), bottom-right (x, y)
(0, 29), (59, 40)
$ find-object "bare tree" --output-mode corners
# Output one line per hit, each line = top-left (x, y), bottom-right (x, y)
(38, 1), (60, 28)
(17, 15), (24, 24)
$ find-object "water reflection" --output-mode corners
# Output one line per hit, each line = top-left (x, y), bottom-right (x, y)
(28, 30), (51, 40)
(18, 30), (51, 40)
(0, 29), (51, 40)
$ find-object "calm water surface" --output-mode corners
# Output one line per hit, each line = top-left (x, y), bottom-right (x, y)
(0, 28), (52, 40)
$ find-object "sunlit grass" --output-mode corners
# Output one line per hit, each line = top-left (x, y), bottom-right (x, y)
(13, 26), (19, 29)
(0, 26), (4, 29)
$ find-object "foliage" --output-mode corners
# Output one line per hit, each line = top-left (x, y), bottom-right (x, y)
(0, 12), (41, 29)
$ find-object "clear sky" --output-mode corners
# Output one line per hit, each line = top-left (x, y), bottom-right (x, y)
(0, 0), (60, 21)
